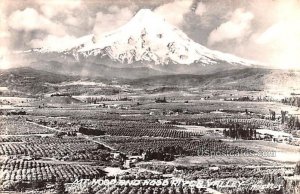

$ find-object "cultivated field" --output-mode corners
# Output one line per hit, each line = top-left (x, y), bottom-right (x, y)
(0, 88), (299, 193)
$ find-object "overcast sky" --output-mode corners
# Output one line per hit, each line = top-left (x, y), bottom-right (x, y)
(1, 0), (300, 69)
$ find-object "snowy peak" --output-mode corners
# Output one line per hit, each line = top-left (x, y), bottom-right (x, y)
(78, 9), (213, 65)
(128, 9), (163, 26)
(27, 9), (260, 75)
(37, 34), (96, 53)
(121, 8), (185, 39)
(77, 9), (257, 66)
(127, 9), (191, 41)
(132, 9), (158, 20)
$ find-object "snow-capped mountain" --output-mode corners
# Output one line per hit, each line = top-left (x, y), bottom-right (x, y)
(78, 9), (257, 66)
(23, 9), (261, 78)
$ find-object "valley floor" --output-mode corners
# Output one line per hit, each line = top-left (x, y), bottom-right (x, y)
(0, 90), (300, 194)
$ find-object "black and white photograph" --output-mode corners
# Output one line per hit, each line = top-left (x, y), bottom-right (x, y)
(1, 0), (300, 193)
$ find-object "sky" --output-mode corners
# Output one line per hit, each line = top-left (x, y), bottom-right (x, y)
(1, 0), (300, 69)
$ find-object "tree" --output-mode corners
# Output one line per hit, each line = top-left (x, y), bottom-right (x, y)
(295, 162), (300, 175)
(281, 111), (288, 124)
(55, 181), (67, 194)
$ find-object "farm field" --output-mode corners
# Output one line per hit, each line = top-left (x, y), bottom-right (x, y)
(0, 116), (56, 135)
(0, 136), (110, 162)
(0, 88), (300, 194)
(0, 158), (105, 182)
(94, 136), (254, 158)
(227, 140), (300, 163)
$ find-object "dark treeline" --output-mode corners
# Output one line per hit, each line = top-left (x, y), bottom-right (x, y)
(225, 96), (263, 102)
(223, 124), (257, 139)
(78, 126), (106, 136)
(86, 97), (131, 103)
(6, 111), (27, 115)
(142, 146), (181, 161)
(282, 97), (300, 107)
(50, 93), (71, 97)
(155, 97), (168, 103)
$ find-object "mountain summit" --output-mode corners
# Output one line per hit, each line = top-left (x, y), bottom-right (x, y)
(24, 9), (260, 78)
(78, 9), (256, 66)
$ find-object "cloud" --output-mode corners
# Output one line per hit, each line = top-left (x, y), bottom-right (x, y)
(39, 0), (82, 18)
(0, 2), (12, 69)
(208, 8), (254, 45)
(0, 47), (11, 69)
(195, 2), (206, 16)
(30, 35), (78, 51)
(204, 0), (300, 69)
(93, 6), (134, 41)
(0, 6), (10, 39)
(5, 0), (94, 51)
(154, 0), (193, 27)
(244, 0), (300, 69)
(0, 10), (9, 37)
(8, 8), (66, 36)
(37, 0), (92, 33)
(255, 17), (300, 68)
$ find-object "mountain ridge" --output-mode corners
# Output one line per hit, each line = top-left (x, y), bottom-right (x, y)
(1, 67), (300, 96)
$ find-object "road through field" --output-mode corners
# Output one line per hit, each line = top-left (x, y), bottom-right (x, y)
(26, 121), (61, 133)
(83, 135), (117, 151)
(26, 120), (116, 151)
